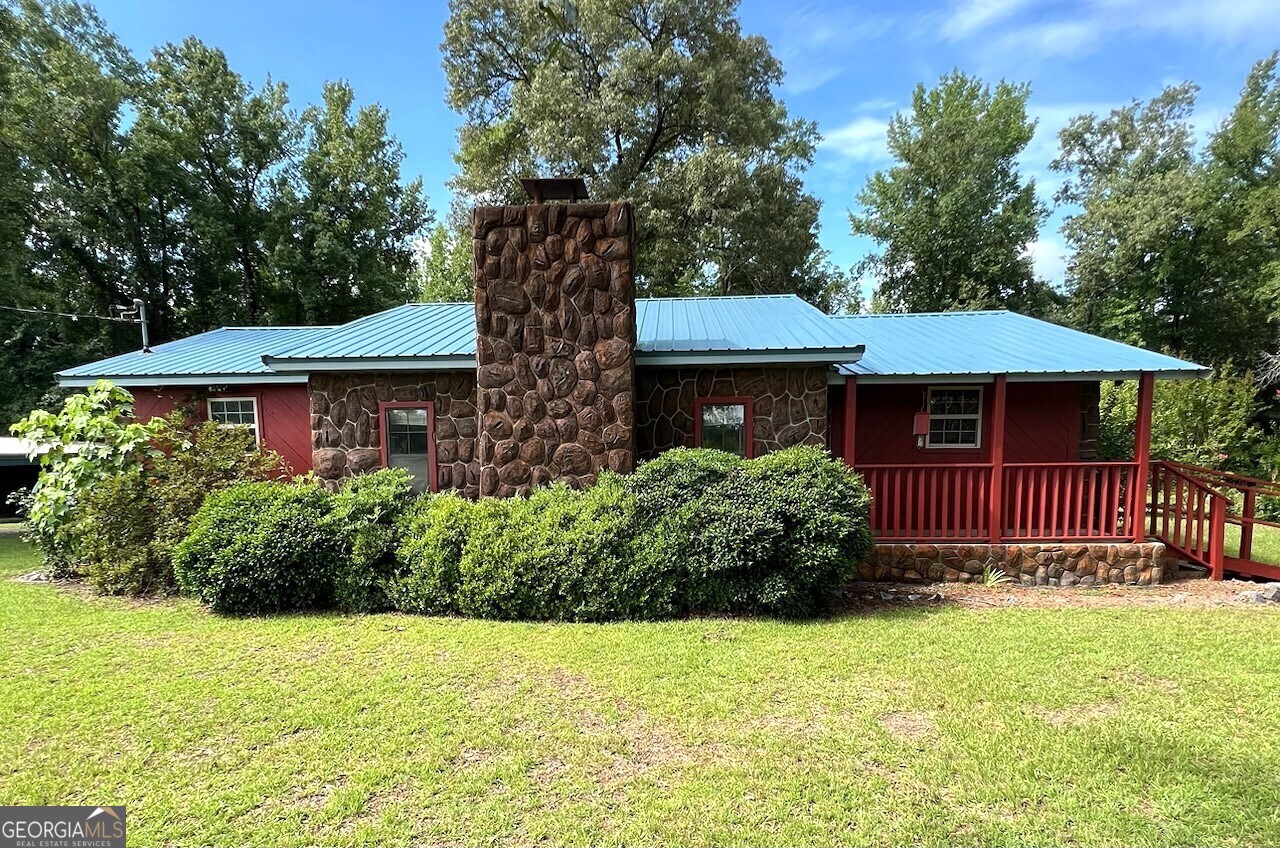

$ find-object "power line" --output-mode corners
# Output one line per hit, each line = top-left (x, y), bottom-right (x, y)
(0, 303), (139, 323)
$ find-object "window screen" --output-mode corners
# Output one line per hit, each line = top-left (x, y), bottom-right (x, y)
(207, 398), (259, 439)
(926, 388), (981, 448)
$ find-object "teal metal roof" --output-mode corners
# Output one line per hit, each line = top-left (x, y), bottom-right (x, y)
(833, 311), (1209, 381)
(262, 295), (865, 370)
(59, 301), (1208, 387)
(263, 302), (477, 371)
(635, 296), (865, 363)
(57, 326), (334, 386)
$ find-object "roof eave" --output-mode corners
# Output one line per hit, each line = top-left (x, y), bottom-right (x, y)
(57, 373), (309, 388)
(261, 354), (478, 372)
(636, 345), (865, 367)
(839, 367), (1213, 382)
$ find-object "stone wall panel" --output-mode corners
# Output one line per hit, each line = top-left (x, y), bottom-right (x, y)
(473, 201), (636, 496)
(858, 542), (1167, 586)
(309, 371), (479, 497)
(635, 365), (829, 460)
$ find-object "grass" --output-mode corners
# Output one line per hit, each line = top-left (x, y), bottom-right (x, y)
(1223, 519), (1280, 565)
(1, 535), (1279, 847)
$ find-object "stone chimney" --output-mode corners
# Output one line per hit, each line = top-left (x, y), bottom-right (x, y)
(472, 181), (636, 497)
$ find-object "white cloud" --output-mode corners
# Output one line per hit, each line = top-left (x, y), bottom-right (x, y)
(820, 116), (891, 162)
(761, 3), (899, 95)
(945, 0), (1280, 66)
(942, 0), (1036, 40)
(1091, 0), (1280, 43)
(1026, 236), (1070, 285)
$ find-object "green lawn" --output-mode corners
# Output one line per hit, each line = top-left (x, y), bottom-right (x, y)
(1, 535), (1278, 847)
(1224, 519), (1280, 565)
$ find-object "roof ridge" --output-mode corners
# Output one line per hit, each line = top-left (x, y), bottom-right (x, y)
(832, 309), (1012, 319)
(637, 294), (800, 302)
(222, 325), (339, 330)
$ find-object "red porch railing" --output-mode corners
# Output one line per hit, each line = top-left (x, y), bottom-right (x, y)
(857, 462), (1137, 543)
(858, 464), (991, 540)
(1150, 460), (1280, 581)
(1148, 461), (1227, 579)
(1002, 462), (1137, 540)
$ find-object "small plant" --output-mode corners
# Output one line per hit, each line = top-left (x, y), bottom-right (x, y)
(982, 564), (1014, 587)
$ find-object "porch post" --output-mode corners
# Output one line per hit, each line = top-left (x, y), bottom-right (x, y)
(1132, 371), (1155, 543)
(987, 374), (1007, 544)
(842, 375), (857, 467)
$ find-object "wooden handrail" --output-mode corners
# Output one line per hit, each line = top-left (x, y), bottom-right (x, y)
(1162, 460), (1280, 497)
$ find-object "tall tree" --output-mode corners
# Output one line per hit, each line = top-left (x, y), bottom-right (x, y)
(0, 0), (433, 422)
(415, 222), (473, 303)
(850, 71), (1049, 314)
(441, 0), (842, 305)
(269, 81), (431, 324)
(1054, 67), (1278, 368)
(1204, 53), (1280, 369)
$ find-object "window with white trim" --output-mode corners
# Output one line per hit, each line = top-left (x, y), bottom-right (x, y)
(207, 397), (260, 440)
(926, 387), (982, 448)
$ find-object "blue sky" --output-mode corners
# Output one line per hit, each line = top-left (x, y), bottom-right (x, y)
(97, 0), (1280, 290)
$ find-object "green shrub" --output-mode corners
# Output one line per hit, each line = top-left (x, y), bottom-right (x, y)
(10, 381), (160, 574)
(636, 445), (874, 617)
(735, 446), (875, 614)
(455, 476), (678, 622)
(174, 481), (338, 615)
(387, 492), (478, 615)
(75, 471), (168, 595)
(628, 447), (743, 518)
(66, 413), (284, 595)
(326, 468), (417, 612)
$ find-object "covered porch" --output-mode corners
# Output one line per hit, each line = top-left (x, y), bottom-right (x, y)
(824, 311), (1249, 582)
(832, 372), (1153, 546)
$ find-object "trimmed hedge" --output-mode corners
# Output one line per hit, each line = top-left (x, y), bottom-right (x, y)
(634, 445), (873, 615)
(326, 469), (416, 613)
(453, 475), (678, 621)
(173, 446), (873, 621)
(385, 491), (476, 615)
(174, 481), (338, 615)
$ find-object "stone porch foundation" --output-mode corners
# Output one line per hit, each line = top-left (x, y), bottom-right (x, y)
(859, 542), (1167, 587)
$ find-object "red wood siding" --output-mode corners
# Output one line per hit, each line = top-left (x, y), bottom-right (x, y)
(850, 381), (1084, 466)
(131, 384), (313, 475)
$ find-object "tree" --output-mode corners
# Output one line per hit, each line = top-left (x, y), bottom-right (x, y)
(1097, 371), (1273, 474)
(0, 1), (433, 422)
(416, 223), (473, 303)
(1204, 53), (1280, 369)
(269, 81), (431, 324)
(441, 0), (840, 305)
(850, 71), (1050, 314)
(1053, 67), (1278, 368)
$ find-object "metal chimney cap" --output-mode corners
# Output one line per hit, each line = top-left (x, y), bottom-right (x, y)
(520, 177), (589, 204)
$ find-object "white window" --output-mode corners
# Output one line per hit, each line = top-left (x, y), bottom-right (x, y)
(926, 387), (982, 448)
(207, 397), (260, 440)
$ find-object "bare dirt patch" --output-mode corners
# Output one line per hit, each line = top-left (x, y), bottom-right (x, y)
(843, 576), (1280, 612)
(1033, 701), (1121, 728)
(878, 711), (937, 741)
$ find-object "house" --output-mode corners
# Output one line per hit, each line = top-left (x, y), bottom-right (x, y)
(64, 185), (1258, 585)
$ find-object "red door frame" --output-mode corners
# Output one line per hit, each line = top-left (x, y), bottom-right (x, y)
(694, 396), (755, 458)
(377, 400), (438, 493)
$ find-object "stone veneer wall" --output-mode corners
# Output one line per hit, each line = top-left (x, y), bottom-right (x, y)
(859, 541), (1166, 587)
(472, 201), (636, 497)
(309, 371), (479, 497)
(635, 366), (828, 460)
